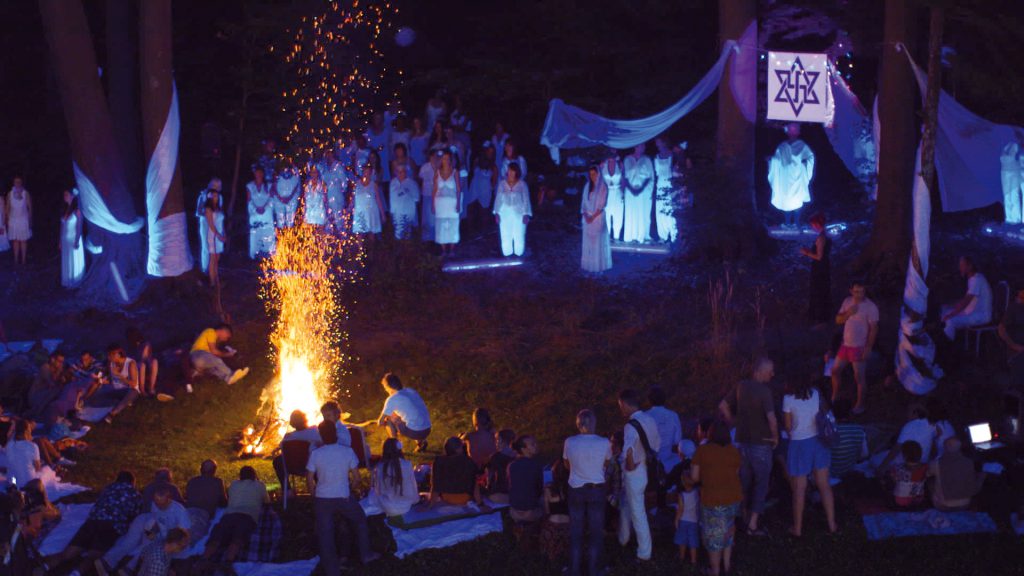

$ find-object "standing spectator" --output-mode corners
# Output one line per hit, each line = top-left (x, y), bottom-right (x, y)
(189, 324), (249, 387)
(0, 184), (8, 253)
(782, 378), (837, 536)
(320, 401), (354, 448)
(374, 373), (431, 452)
(673, 475), (700, 566)
(928, 437), (987, 511)
(645, 386), (683, 474)
(184, 459), (227, 540)
(830, 280), (879, 414)
(462, 407), (497, 470)
(59, 189), (84, 288)
(998, 288), (1024, 388)
(941, 256), (992, 341)
(372, 437), (419, 518)
(6, 176), (31, 266)
(201, 466), (268, 565)
(829, 399), (868, 479)
(201, 188), (226, 287)
(484, 429), (516, 504)
(307, 421), (379, 575)
(196, 178), (222, 273)
(389, 162), (420, 239)
(492, 164), (532, 258)
(690, 421), (742, 576)
(718, 357), (778, 536)
(800, 212), (832, 325)
(616, 389), (659, 563)
(508, 435), (544, 522)
(563, 409), (611, 576)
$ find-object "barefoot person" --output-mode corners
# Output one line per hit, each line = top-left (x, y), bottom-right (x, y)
(6, 176), (32, 266)
(831, 281), (878, 414)
(189, 324), (249, 388)
(371, 373), (431, 453)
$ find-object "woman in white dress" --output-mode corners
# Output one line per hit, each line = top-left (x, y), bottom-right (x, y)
(581, 165), (612, 273)
(653, 137), (678, 243)
(0, 189), (10, 253)
(197, 178), (222, 273)
(493, 163), (531, 258)
(246, 167), (275, 258)
(302, 164), (328, 227)
(409, 117), (430, 167)
(7, 177), (32, 265)
(601, 155), (624, 241)
(498, 140), (527, 183)
(203, 190), (226, 287)
(432, 149), (461, 255)
(419, 151), (440, 240)
(274, 161), (301, 228)
(59, 189), (85, 288)
(389, 162), (419, 239)
(468, 142), (497, 218)
(623, 143), (653, 243)
(320, 151), (348, 233)
(352, 163), (387, 236)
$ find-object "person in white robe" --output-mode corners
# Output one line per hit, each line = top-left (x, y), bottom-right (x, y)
(352, 163), (387, 235)
(389, 163), (419, 239)
(246, 167), (275, 258)
(469, 142), (497, 213)
(490, 121), (509, 157)
(409, 117), (430, 167)
(623, 143), (654, 243)
(493, 163), (531, 258)
(419, 152), (439, 241)
(320, 151), (348, 232)
(601, 155), (625, 241)
(366, 112), (393, 182)
(653, 137), (678, 243)
(6, 177), (32, 266)
(390, 115), (411, 153)
(196, 178), (222, 272)
(581, 165), (612, 273)
(498, 140), (527, 183)
(274, 162), (301, 228)
(1000, 142), (1022, 224)
(425, 90), (446, 134)
(59, 189), (85, 288)
(303, 164), (328, 226)
(768, 123), (815, 228)
(433, 149), (461, 255)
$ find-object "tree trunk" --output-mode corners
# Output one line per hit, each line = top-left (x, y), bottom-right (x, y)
(106, 0), (143, 203)
(855, 0), (917, 288)
(140, 0), (192, 276)
(39, 0), (144, 303)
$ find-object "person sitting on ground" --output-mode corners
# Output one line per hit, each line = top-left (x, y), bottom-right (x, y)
(22, 478), (61, 537)
(928, 437), (987, 511)
(188, 323), (249, 388)
(462, 407), (497, 470)
(320, 401), (353, 447)
(372, 437), (420, 518)
(99, 484), (191, 573)
(103, 344), (142, 423)
(45, 470), (144, 574)
(141, 469), (184, 507)
(875, 403), (937, 474)
(886, 441), (928, 509)
(70, 349), (107, 386)
(201, 466), (268, 565)
(42, 363), (99, 431)
(4, 419), (42, 486)
(27, 351), (69, 419)
(998, 288), (1024, 389)
(508, 435), (544, 523)
(9, 418), (72, 472)
(3, 505), (47, 576)
(429, 436), (485, 508)
(125, 327), (159, 398)
(829, 399), (868, 479)
(831, 280), (879, 414)
(941, 255), (993, 341)
(134, 527), (190, 576)
(184, 459), (227, 540)
(375, 373), (431, 453)
(484, 429), (516, 504)
(273, 409), (326, 491)
(927, 399), (956, 459)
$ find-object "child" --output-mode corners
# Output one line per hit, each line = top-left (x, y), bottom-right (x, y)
(888, 440), (928, 509)
(484, 429), (516, 504)
(674, 474), (700, 565)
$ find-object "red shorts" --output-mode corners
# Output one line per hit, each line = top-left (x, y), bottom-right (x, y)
(837, 345), (866, 363)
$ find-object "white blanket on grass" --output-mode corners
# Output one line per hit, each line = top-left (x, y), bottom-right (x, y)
(360, 495), (506, 559)
(0, 466), (87, 501)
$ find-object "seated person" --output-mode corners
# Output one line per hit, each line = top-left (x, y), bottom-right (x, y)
(4, 419), (42, 486)
(42, 370), (99, 431)
(374, 373), (431, 453)
(508, 435), (544, 522)
(998, 288), (1024, 389)
(141, 468), (185, 506)
(22, 478), (61, 538)
(184, 459), (228, 540)
(102, 344), (142, 423)
(928, 437), (987, 511)
(69, 350), (106, 385)
(189, 323), (249, 386)
(26, 351), (68, 419)
(201, 466), (268, 564)
(273, 410), (325, 490)
(135, 527), (190, 576)
(539, 459), (570, 560)
(319, 401), (353, 448)
(125, 327), (159, 397)
(373, 437), (420, 517)
(484, 429), (516, 504)
(44, 470), (144, 574)
(829, 399), (868, 478)
(886, 441), (928, 509)
(429, 436), (485, 508)
(875, 403), (937, 474)
(462, 407), (497, 470)
(100, 485), (191, 572)
(941, 256), (992, 340)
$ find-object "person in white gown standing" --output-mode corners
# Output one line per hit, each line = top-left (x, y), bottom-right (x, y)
(59, 189), (84, 288)
(352, 162), (387, 236)
(601, 155), (625, 242)
(419, 151), (440, 241)
(203, 189), (225, 287)
(1000, 142), (1022, 224)
(768, 123), (815, 228)
(653, 137), (678, 243)
(389, 162), (419, 239)
(468, 142), (497, 223)
(274, 160), (301, 229)
(433, 149), (461, 256)
(6, 177), (32, 266)
(320, 150), (349, 233)
(0, 188), (9, 253)
(409, 117), (430, 167)
(581, 165), (612, 273)
(367, 112), (393, 183)
(623, 143), (653, 243)
(493, 163), (531, 258)
(425, 90), (447, 135)
(197, 178), (222, 273)
(247, 167), (275, 258)
(498, 140), (527, 184)
(303, 164), (328, 227)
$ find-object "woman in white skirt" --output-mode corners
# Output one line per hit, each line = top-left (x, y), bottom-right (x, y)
(303, 164), (328, 227)
(493, 163), (531, 257)
(653, 137), (678, 243)
(601, 155), (624, 241)
(246, 166), (275, 258)
(433, 149), (461, 256)
(352, 162), (387, 236)
(468, 141), (497, 218)
(59, 189), (85, 288)
(623, 143), (653, 243)
(274, 161), (301, 229)
(6, 177), (32, 265)
(203, 189), (226, 287)
(581, 165), (612, 273)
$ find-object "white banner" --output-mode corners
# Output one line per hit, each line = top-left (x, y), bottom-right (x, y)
(767, 52), (834, 124)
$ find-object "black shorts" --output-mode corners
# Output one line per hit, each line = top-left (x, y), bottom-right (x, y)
(209, 512), (257, 547)
(69, 519), (121, 552)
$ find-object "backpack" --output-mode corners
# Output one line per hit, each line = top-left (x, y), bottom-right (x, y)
(628, 419), (666, 489)
(816, 392), (840, 447)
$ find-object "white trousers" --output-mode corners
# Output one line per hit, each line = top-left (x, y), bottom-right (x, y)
(617, 469), (651, 560)
(605, 190), (624, 240)
(942, 304), (991, 340)
(497, 210), (526, 257)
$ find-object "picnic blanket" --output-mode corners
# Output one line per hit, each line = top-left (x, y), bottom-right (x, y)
(39, 503), (93, 555)
(187, 505), (283, 562)
(862, 510), (997, 540)
(0, 465), (88, 502)
(360, 495), (506, 558)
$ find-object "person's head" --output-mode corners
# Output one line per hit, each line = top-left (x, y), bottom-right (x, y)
(116, 470), (136, 487)
(959, 255), (977, 278)
(432, 120), (444, 136)
(908, 402), (929, 422)
(444, 125), (456, 140)
(697, 417), (715, 442)
(494, 121), (505, 135)
(648, 386), (667, 407)
(361, 162), (374, 180)
(239, 466), (257, 481)
(576, 409), (597, 435)
(208, 177), (223, 192)
(926, 398), (949, 424)
(441, 149), (453, 170)
(617, 389), (641, 417)
(849, 280), (867, 303)
(381, 372), (403, 394)
(1016, 288), (1024, 304)
(154, 468), (173, 484)
(12, 176), (23, 189)
(381, 437), (403, 460)
(355, 134), (368, 149)
(317, 419), (338, 445)
(472, 408), (493, 431)
(443, 436), (465, 457)
(253, 166), (265, 181)
(588, 165), (600, 185)
(413, 117), (424, 133)
(505, 162), (521, 185)
(512, 434), (537, 457)
(752, 357), (775, 383)
(289, 410), (309, 431)
(503, 139), (517, 159)
(79, 350), (95, 367)
(785, 123), (801, 139)
(153, 486), (174, 510)
(164, 527), (190, 554)
(106, 344), (126, 364)
(14, 419), (32, 441)
(262, 138), (276, 154)
(944, 436), (962, 455)
(49, 351), (65, 368)
(832, 398), (854, 421)
(372, 111), (385, 129)
(809, 212), (826, 233)
(62, 189), (73, 205)
(393, 142), (407, 159)
(786, 376), (816, 401)
(610, 430), (624, 454)
(633, 142), (646, 156)
(214, 323), (233, 343)
(320, 401), (341, 423)
(23, 478), (48, 503)
(482, 142), (496, 162)
(495, 428), (516, 450)
(307, 163), (321, 181)
(901, 440), (923, 465)
(199, 459), (218, 477)
(708, 419), (732, 447)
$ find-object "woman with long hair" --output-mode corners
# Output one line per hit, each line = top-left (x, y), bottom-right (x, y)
(581, 165), (612, 273)
(800, 212), (832, 325)
(409, 117), (430, 167)
(203, 189), (226, 287)
(59, 189), (84, 288)
(373, 437), (419, 518)
(6, 176), (32, 265)
(433, 149), (462, 256)
(352, 162), (386, 236)
(782, 377), (837, 536)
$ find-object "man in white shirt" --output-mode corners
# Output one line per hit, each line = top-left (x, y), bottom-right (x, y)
(831, 281), (879, 414)
(617, 389), (659, 562)
(644, 386), (682, 473)
(563, 409), (612, 576)
(942, 256), (993, 340)
(307, 421), (379, 575)
(374, 373), (432, 452)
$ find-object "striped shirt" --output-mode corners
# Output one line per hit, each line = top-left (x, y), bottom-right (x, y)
(830, 423), (867, 477)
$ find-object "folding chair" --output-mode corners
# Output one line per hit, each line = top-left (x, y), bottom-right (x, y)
(965, 280), (1010, 358)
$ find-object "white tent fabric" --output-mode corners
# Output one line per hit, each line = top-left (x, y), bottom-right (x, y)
(145, 83), (193, 276)
(72, 162), (144, 235)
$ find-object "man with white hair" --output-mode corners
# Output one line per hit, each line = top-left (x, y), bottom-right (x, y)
(563, 409), (612, 576)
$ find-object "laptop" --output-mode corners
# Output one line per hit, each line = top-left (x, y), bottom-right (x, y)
(968, 422), (1004, 451)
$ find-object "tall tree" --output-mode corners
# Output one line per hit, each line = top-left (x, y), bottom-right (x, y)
(106, 0), (143, 200)
(39, 0), (144, 302)
(140, 0), (192, 276)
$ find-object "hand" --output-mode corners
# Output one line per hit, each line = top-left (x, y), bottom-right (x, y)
(522, 215), (529, 225)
